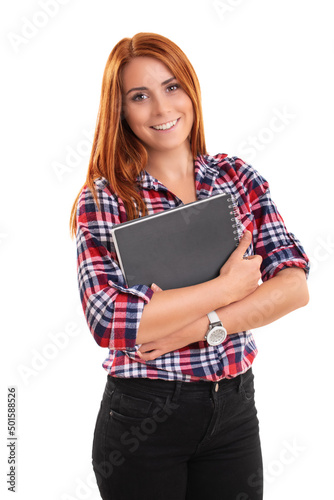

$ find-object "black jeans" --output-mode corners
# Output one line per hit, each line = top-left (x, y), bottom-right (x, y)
(92, 368), (263, 500)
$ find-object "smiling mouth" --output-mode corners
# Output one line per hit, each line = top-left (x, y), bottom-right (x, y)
(151, 118), (179, 131)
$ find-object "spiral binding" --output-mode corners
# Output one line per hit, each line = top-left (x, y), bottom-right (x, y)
(227, 195), (243, 246)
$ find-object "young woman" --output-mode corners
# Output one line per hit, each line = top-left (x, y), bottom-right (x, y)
(70, 32), (310, 500)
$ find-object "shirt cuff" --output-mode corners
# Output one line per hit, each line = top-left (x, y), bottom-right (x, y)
(108, 282), (154, 351)
(261, 232), (310, 282)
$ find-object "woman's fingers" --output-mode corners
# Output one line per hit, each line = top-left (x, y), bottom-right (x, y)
(233, 230), (252, 259)
(151, 283), (163, 292)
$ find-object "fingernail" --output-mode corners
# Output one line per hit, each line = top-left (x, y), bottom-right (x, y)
(151, 283), (158, 291)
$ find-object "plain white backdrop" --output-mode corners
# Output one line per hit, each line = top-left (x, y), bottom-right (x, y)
(1, 0), (333, 498)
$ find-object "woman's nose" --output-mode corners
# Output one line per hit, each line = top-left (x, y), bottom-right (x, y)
(151, 94), (170, 115)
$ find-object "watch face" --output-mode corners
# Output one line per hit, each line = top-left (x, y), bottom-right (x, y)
(207, 326), (227, 346)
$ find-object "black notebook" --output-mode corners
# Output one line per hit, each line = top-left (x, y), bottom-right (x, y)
(111, 193), (240, 290)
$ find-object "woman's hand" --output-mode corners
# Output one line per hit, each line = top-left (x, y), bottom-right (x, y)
(138, 331), (192, 361)
(218, 230), (262, 303)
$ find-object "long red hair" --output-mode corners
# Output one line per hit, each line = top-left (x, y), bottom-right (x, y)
(69, 32), (207, 237)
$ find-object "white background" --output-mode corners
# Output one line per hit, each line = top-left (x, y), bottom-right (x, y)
(1, 0), (333, 498)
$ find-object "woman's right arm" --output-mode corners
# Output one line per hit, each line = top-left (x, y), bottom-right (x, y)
(136, 231), (262, 344)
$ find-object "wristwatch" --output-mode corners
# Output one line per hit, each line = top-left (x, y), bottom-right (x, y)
(204, 311), (227, 346)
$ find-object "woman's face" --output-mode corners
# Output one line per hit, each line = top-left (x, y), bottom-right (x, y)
(121, 56), (194, 155)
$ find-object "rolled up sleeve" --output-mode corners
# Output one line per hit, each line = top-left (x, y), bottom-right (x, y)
(76, 184), (153, 351)
(251, 184), (310, 282)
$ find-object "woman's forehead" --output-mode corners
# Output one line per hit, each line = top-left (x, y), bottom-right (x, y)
(122, 57), (174, 91)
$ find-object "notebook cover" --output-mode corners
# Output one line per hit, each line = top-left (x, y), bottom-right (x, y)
(111, 193), (239, 290)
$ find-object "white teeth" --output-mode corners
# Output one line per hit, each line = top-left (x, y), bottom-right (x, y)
(152, 119), (178, 130)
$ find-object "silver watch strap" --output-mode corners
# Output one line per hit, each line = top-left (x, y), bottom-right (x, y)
(207, 310), (222, 325)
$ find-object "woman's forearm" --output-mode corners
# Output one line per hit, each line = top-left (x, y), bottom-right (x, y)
(217, 267), (309, 334)
(136, 276), (233, 344)
(138, 267), (309, 360)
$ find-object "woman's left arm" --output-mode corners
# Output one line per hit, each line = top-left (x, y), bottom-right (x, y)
(138, 267), (309, 360)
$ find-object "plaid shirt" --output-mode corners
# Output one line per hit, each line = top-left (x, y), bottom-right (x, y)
(76, 154), (310, 382)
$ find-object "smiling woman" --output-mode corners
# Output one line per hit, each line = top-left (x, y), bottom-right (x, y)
(69, 32), (309, 500)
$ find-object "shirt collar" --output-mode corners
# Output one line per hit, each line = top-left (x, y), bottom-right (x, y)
(194, 153), (228, 198)
(136, 153), (228, 194)
(136, 169), (163, 192)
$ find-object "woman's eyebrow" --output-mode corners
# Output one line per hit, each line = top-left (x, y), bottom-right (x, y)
(125, 76), (177, 95)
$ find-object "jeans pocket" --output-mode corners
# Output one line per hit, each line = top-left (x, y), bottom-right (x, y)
(115, 393), (152, 420)
(109, 389), (167, 424)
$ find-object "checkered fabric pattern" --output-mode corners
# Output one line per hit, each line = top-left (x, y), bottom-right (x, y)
(76, 154), (310, 381)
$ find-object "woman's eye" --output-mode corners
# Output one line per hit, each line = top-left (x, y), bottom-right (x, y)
(132, 93), (147, 102)
(166, 84), (180, 92)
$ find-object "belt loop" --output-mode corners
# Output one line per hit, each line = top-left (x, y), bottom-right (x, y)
(171, 381), (182, 403)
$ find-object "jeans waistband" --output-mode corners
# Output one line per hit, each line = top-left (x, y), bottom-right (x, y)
(107, 368), (253, 398)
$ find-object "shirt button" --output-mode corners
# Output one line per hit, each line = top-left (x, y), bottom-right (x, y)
(215, 383), (219, 392)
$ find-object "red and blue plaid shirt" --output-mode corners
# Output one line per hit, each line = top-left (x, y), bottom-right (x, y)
(76, 154), (310, 382)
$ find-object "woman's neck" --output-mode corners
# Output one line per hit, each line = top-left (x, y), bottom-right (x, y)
(145, 143), (194, 185)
